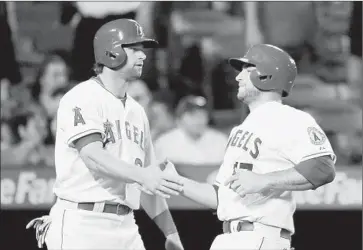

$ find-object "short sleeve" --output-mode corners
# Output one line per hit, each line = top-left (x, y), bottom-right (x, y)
(280, 115), (336, 165)
(57, 95), (105, 147)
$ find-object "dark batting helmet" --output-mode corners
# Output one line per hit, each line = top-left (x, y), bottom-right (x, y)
(228, 44), (297, 97)
(93, 19), (158, 69)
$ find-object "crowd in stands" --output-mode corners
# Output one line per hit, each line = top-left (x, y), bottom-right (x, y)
(1, 2), (362, 168)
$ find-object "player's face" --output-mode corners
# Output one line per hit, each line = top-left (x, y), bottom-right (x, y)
(235, 65), (261, 102)
(120, 45), (146, 79)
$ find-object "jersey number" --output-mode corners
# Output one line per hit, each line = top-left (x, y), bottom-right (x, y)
(233, 162), (253, 174)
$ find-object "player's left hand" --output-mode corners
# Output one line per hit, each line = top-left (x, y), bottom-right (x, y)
(165, 232), (184, 250)
(224, 170), (270, 197)
(26, 215), (52, 248)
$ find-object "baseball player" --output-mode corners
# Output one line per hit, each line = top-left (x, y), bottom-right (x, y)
(26, 19), (184, 250)
(166, 44), (337, 249)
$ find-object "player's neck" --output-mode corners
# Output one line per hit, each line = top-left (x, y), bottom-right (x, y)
(98, 73), (128, 99)
(248, 94), (282, 112)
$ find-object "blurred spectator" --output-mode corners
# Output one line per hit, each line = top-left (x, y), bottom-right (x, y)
(29, 50), (73, 145)
(127, 79), (152, 115)
(149, 89), (176, 141)
(1, 2), (23, 123)
(154, 95), (228, 165)
(1, 109), (53, 167)
(244, 2), (317, 71)
(347, 1), (362, 88)
(0, 2), (22, 85)
(313, 2), (353, 83)
(61, 1), (158, 89)
(349, 1), (362, 58)
(127, 80), (175, 141)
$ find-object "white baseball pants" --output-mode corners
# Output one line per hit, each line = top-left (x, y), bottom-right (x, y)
(210, 222), (291, 250)
(45, 199), (145, 250)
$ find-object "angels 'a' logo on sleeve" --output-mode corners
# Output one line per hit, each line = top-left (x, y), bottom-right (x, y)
(73, 107), (85, 126)
(307, 127), (326, 145)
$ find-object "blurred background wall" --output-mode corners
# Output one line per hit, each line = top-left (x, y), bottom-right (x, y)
(1, 2), (362, 250)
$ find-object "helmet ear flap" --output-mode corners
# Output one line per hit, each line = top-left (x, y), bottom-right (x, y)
(250, 69), (274, 92)
(105, 51), (117, 59)
(249, 69), (264, 90)
(104, 46), (127, 69)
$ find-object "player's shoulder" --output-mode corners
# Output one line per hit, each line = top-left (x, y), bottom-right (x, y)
(277, 103), (321, 135)
(278, 103), (316, 123)
(60, 79), (101, 105)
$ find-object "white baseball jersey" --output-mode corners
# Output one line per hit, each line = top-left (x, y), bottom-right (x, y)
(53, 77), (155, 210)
(214, 101), (336, 234)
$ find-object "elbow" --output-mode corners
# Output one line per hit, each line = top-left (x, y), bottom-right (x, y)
(325, 169), (336, 184)
(312, 169), (336, 190)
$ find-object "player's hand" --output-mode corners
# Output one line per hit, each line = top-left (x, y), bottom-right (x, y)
(165, 232), (184, 250)
(224, 170), (270, 197)
(141, 160), (184, 199)
(26, 215), (52, 248)
(162, 160), (183, 197)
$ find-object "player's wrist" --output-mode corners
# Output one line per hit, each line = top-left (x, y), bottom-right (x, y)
(153, 209), (178, 237)
(133, 167), (148, 185)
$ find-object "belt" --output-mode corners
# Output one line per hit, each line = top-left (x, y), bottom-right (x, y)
(223, 221), (291, 241)
(77, 201), (132, 216)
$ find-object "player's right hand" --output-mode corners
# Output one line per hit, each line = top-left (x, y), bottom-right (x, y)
(140, 160), (184, 199)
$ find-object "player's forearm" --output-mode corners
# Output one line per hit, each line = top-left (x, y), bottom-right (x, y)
(80, 142), (144, 184)
(141, 192), (169, 219)
(180, 177), (218, 210)
(141, 193), (178, 237)
(264, 168), (317, 191)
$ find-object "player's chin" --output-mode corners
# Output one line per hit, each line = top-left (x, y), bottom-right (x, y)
(129, 70), (142, 80)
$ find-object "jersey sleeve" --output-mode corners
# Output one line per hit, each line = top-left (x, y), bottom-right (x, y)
(57, 94), (105, 147)
(280, 114), (336, 165)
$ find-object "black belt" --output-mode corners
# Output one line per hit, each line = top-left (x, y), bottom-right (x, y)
(223, 221), (291, 241)
(77, 201), (132, 216)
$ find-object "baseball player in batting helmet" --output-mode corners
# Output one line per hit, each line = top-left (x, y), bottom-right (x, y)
(93, 19), (158, 70)
(228, 43), (298, 98)
(162, 44), (336, 249)
(26, 19), (184, 250)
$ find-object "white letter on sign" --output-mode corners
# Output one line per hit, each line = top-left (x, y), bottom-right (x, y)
(15, 172), (36, 204)
(1, 178), (16, 204)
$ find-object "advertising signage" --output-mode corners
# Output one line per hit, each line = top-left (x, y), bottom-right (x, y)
(1, 165), (361, 210)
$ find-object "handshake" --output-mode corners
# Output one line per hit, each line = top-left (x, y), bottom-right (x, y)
(138, 159), (184, 199)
